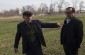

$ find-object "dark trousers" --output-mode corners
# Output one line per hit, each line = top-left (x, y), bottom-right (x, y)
(25, 45), (43, 55)
(63, 44), (78, 55)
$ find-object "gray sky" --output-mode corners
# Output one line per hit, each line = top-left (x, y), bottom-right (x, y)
(0, 0), (85, 12)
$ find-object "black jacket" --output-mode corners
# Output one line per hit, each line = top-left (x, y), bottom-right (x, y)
(61, 17), (83, 48)
(14, 20), (59, 53)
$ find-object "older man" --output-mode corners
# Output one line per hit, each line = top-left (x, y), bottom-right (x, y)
(14, 11), (61, 55)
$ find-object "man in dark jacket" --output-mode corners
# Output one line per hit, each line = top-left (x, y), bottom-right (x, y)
(60, 7), (83, 55)
(14, 11), (61, 55)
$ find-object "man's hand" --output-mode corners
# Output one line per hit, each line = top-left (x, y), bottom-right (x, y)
(14, 48), (18, 53)
(57, 23), (61, 27)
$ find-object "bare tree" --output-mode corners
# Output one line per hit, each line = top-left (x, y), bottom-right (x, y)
(21, 5), (36, 15)
(15, 8), (20, 15)
(55, 0), (66, 13)
(37, 3), (48, 14)
(64, 1), (70, 9)
(49, 3), (56, 14)
(0, 8), (20, 17)
(71, 0), (79, 9)
(37, 7), (42, 14)
(22, 6), (27, 13)
(30, 5), (37, 15)
(79, 1), (84, 13)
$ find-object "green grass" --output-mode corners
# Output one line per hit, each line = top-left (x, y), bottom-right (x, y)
(0, 15), (85, 55)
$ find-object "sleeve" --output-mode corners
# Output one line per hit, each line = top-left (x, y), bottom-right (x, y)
(14, 24), (21, 48)
(76, 20), (83, 47)
(38, 20), (60, 28)
(60, 25), (64, 45)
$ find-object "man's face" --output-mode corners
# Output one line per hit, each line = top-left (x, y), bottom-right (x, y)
(23, 15), (32, 22)
(65, 8), (75, 18)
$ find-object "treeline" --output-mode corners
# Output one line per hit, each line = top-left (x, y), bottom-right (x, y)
(0, 8), (19, 17)
(0, 0), (85, 17)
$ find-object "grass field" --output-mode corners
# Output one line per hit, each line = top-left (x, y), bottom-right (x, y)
(0, 15), (85, 55)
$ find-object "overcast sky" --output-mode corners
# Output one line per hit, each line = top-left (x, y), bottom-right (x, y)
(0, 0), (85, 12)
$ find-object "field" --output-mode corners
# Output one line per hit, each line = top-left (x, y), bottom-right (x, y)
(0, 14), (85, 55)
